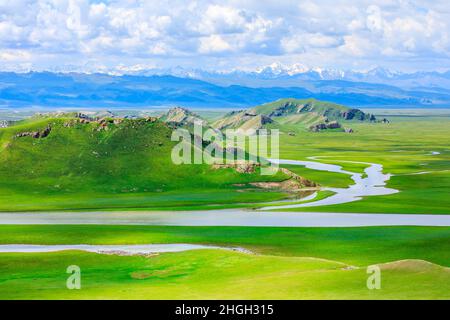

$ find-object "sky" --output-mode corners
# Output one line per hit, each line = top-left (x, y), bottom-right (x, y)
(0, 0), (449, 73)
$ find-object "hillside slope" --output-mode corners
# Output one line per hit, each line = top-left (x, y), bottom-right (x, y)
(0, 116), (296, 211)
(213, 98), (376, 132)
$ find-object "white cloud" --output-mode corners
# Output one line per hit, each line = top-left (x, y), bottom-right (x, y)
(198, 5), (247, 34)
(0, 0), (449, 72)
(282, 33), (342, 53)
(0, 21), (24, 41)
(340, 34), (375, 57)
(366, 5), (383, 32)
(0, 49), (31, 61)
(199, 35), (232, 54)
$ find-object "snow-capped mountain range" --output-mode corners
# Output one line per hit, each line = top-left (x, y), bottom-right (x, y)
(92, 62), (450, 91)
(10, 62), (450, 91)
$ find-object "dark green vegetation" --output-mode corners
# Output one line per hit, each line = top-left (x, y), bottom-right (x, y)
(0, 225), (449, 299)
(0, 116), (288, 211)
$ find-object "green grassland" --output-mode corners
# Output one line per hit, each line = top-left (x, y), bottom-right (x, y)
(0, 105), (449, 213)
(2, 250), (449, 299)
(281, 164), (353, 188)
(274, 115), (450, 214)
(0, 107), (449, 299)
(0, 225), (449, 299)
(0, 117), (288, 211)
(1, 225), (449, 265)
(204, 100), (450, 215)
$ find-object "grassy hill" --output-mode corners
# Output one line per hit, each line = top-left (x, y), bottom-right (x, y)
(213, 98), (376, 132)
(251, 98), (349, 117)
(0, 116), (289, 211)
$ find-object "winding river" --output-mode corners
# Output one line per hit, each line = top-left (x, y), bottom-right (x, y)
(261, 158), (398, 209)
(0, 244), (249, 255)
(0, 158), (448, 227)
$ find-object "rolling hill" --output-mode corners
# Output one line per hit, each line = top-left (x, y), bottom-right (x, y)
(213, 98), (377, 132)
(0, 114), (295, 211)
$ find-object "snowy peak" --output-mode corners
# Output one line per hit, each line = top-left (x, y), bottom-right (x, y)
(255, 62), (310, 76)
(18, 62), (449, 90)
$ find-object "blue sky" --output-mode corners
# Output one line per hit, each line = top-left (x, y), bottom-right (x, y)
(0, 0), (449, 73)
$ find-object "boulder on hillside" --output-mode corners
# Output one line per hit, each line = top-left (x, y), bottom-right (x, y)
(309, 121), (341, 132)
(212, 161), (261, 174)
(15, 126), (52, 139)
(342, 109), (372, 121)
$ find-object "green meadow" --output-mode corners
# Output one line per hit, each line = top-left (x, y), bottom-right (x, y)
(0, 114), (449, 213)
(275, 115), (450, 214)
(0, 225), (449, 299)
(0, 108), (449, 300)
(0, 117), (288, 211)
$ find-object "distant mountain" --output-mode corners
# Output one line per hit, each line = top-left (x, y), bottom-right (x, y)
(1, 71), (449, 109)
(101, 63), (450, 91)
(188, 65), (450, 92)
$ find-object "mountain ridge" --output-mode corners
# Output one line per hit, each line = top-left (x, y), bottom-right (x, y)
(212, 98), (376, 132)
(1, 71), (449, 109)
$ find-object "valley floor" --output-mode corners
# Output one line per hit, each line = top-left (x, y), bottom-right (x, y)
(274, 115), (450, 214)
(0, 112), (449, 299)
(0, 225), (449, 299)
(1, 115), (448, 214)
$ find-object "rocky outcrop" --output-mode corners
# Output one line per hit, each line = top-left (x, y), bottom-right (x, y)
(213, 162), (319, 192)
(144, 116), (158, 123)
(160, 107), (207, 128)
(260, 115), (273, 125)
(75, 112), (94, 121)
(15, 126), (52, 139)
(268, 101), (300, 117)
(250, 168), (318, 192)
(212, 161), (261, 174)
(213, 112), (273, 133)
(279, 167), (319, 188)
(309, 121), (341, 132)
(341, 109), (376, 122)
(63, 115), (154, 130)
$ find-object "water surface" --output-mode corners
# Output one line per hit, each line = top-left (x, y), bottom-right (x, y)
(264, 159), (398, 209)
(0, 243), (247, 255)
(0, 211), (448, 227)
